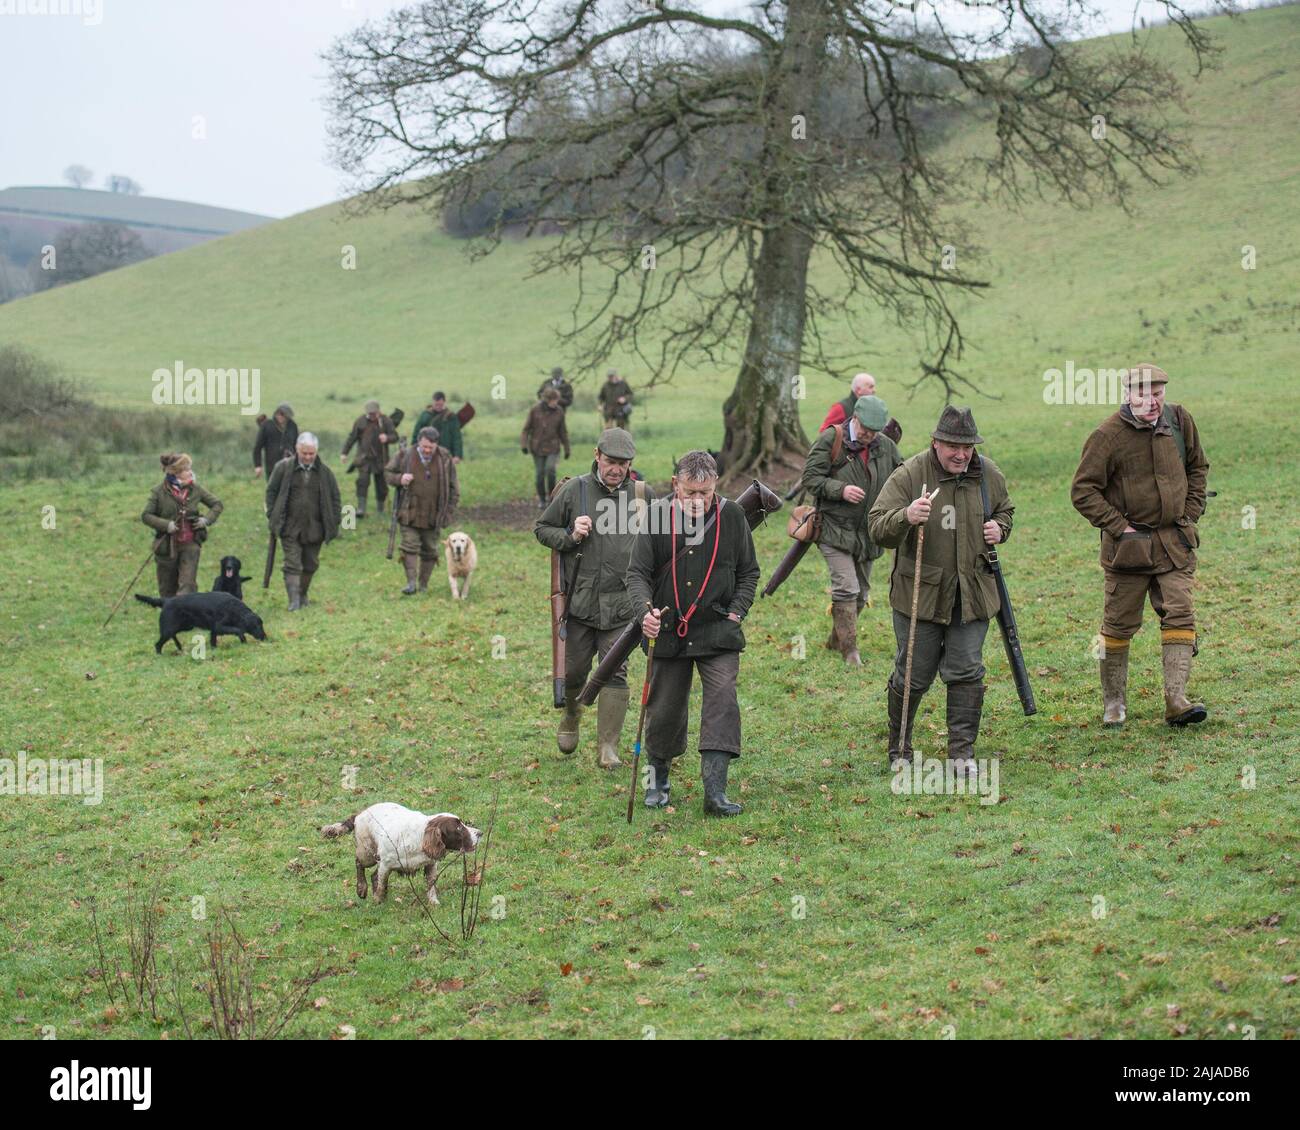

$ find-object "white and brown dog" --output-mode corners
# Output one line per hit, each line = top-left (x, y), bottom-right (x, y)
(443, 530), (477, 600)
(321, 803), (481, 904)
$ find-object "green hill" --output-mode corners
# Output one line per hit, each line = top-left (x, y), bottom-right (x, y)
(0, 9), (1296, 472)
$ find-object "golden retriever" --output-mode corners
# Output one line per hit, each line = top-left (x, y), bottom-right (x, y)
(443, 530), (477, 600)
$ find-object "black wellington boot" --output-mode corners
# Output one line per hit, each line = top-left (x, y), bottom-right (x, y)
(701, 750), (742, 817)
(644, 757), (672, 808)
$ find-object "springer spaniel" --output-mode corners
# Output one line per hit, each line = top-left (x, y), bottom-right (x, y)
(321, 803), (480, 904)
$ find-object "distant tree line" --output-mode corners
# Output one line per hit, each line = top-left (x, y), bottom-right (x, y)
(0, 222), (151, 304)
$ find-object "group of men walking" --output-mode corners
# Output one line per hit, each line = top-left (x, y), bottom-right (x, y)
(522, 368), (637, 507)
(137, 361), (1210, 813)
(534, 362), (1210, 816)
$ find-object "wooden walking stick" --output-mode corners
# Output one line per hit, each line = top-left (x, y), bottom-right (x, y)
(900, 485), (940, 756)
(626, 607), (661, 825)
(103, 536), (165, 628)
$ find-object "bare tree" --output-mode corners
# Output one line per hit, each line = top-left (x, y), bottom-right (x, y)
(30, 222), (149, 291)
(64, 164), (94, 189)
(105, 174), (143, 195)
(326, 1), (1226, 481)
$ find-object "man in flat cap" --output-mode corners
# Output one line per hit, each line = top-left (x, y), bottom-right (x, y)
(869, 407), (1015, 774)
(253, 403), (298, 479)
(535, 428), (653, 767)
(386, 426), (459, 595)
(800, 395), (903, 665)
(1071, 363), (1210, 727)
(341, 399), (396, 519)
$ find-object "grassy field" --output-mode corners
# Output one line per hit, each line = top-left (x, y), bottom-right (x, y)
(0, 7), (1297, 1039)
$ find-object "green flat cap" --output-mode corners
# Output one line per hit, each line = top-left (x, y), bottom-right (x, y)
(854, 395), (889, 431)
(597, 427), (636, 460)
(364, 399), (380, 413)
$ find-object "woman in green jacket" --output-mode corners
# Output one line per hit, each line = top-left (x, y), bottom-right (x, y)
(141, 452), (223, 598)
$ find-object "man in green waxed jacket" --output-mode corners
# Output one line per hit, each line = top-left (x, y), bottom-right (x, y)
(868, 407), (1014, 775)
(410, 391), (463, 462)
(800, 395), (903, 666)
(266, 432), (342, 611)
(535, 428), (654, 768)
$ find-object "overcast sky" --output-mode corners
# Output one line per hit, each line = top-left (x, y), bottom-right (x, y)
(0, 0), (1244, 219)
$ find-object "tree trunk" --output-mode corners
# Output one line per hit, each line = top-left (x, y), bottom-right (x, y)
(718, 0), (826, 490)
(718, 225), (813, 488)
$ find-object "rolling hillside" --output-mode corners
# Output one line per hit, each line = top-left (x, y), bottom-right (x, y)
(0, 4), (1294, 488)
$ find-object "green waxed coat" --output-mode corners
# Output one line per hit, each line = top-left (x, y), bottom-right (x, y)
(624, 496), (760, 660)
(868, 447), (1015, 625)
(266, 458), (342, 543)
(799, 423), (902, 560)
(410, 407), (463, 459)
(142, 480), (223, 556)
(535, 464), (656, 630)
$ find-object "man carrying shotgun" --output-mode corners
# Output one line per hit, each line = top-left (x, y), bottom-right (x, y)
(626, 450), (761, 816)
(534, 428), (652, 767)
(799, 395), (902, 666)
(868, 408), (1015, 776)
(385, 427), (458, 595)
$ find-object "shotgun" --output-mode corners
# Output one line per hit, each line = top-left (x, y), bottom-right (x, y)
(386, 443), (408, 560)
(262, 531), (276, 589)
(978, 456), (1036, 717)
(550, 548), (568, 708)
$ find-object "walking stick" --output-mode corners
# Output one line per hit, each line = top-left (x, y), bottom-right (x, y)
(900, 486), (940, 756)
(103, 536), (165, 628)
(626, 608), (661, 825)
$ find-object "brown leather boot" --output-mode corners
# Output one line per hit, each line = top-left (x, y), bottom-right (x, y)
(595, 686), (629, 769)
(556, 697), (583, 754)
(832, 601), (860, 666)
(1162, 641), (1207, 725)
(418, 557), (435, 593)
(1101, 640), (1129, 727)
(400, 554), (419, 595)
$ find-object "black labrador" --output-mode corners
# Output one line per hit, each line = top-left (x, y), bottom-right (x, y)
(212, 555), (252, 600)
(135, 592), (268, 654)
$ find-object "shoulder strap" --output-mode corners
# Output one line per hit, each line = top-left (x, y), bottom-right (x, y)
(632, 476), (648, 525)
(830, 423), (845, 468)
(977, 455), (991, 521)
(1162, 404), (1187, 465)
